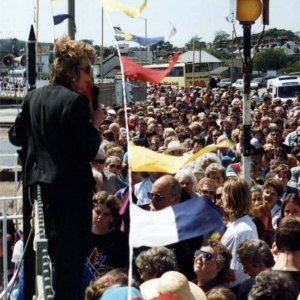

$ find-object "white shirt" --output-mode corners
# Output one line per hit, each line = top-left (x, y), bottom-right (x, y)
(271, 204), (281, 229)
(134, 177), (153, 206)
(221, 215), (258, 287)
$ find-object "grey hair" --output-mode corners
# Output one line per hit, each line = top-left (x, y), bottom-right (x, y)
(195, 153), (221, 170)
(175, 168), (197, 186)
(251, 185), (263, 193)
(135, 247), (177, 278)
(237, 239), (275, 268)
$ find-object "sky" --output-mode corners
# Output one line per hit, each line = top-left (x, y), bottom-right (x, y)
(0, 0), (299, 48)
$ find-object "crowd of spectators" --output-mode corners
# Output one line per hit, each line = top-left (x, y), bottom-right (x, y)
(8, 82), (300, 299)
(80, 82), (300, 299)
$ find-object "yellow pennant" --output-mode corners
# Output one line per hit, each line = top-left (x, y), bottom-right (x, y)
(101, 0), (147, 18)
(128, 140), (232, 174)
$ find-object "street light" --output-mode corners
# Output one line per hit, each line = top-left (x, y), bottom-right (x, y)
(138, 17), (148, 63)
(236, 0), (262, 182)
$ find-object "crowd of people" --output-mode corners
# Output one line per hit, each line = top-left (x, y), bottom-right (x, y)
(7, 36), (300, 299)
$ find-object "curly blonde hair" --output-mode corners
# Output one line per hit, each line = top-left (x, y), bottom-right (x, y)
(49, 35), (95, 85)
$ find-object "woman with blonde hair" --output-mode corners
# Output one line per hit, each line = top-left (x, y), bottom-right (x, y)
(9, 35), (103, 299)
(221, 177), (258, 291)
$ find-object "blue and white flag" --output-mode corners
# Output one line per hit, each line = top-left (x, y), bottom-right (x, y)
(130, 196), (224, 247)
(53, 14), (74, 25)
(114, 26), (164, 47)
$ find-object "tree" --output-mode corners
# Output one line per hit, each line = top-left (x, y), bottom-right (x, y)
(150, 41), (174, 53)
(205, 48), (232, 60)
(253, 48), (289, 72)
(213, 30), (230, 49)
(252, 28), (299, 44)
(185, 36), (206, 51)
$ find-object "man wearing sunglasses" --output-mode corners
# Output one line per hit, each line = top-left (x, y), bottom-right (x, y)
(146, 175), (204, 280)
(148, 175), (181, 211)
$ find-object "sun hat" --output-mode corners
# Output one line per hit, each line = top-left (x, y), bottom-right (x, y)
(140, 271), (207, 300)
(164, 140), (186, 154)
(101, 286), (144, 300)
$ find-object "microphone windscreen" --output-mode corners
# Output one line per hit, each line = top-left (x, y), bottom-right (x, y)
(91, 85), (99, 110)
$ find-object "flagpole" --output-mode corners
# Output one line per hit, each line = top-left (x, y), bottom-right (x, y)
(68, 0), (75, 39)
(101, 7), (104, 83)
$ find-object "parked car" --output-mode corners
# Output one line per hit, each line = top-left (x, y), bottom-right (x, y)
(232, 78), (244, 90)
(250, 77), (267, 89)
(217, 78), (232, 88)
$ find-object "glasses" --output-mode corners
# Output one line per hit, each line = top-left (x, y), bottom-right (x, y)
(147, 192), (171, 201)
(201, 190), (215, 196)
(215, 193), (222, 199)
(109, 164), (122, 170)
(93, 159), (105, 164)
(79, 65), (93, 74)
(194, 250), (213, 260)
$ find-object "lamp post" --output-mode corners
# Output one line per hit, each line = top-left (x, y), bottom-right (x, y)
(139, 17), (148, 63)
(236, 0), (262, 182)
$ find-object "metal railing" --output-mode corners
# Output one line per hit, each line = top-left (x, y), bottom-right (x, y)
(0, 152), (22, 299)
(33, 185), (54, 299)
(0, 154), (54, 299)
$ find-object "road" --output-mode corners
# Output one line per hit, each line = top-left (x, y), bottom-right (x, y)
(0, 108), (20, 166)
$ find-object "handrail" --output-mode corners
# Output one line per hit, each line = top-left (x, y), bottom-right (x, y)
(33, 185), (55, 299)
(0, 152), (54, 299)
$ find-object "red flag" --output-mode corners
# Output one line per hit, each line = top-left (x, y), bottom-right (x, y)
(120, 53), (180, 84)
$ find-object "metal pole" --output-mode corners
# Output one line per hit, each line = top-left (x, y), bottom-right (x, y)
(68, 0), (75, 39)
(23, 25), (37, 299)
(242, 23), (252, 182)
(192, 38), (195, 87)
(101, 7), (104, 83)
(145, 18), (148, 63)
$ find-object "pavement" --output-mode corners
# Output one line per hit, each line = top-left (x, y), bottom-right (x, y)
(0, 108), (20, 167)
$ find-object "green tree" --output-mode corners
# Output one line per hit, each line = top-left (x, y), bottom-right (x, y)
(150, 41), (174, 53)
(206, 48), (232, 60)
(213, 30), (230, 49)
(253, 48), (289, 72)
(185, 36), (206, 51)
(252, 28), (298, 43)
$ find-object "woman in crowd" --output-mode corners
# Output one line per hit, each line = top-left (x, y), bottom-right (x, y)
(193, 239), (232, 293)
(220, 177), (258, 291)
(87, 191), (129, 277)
(252, 201), (274, 247)
(262, 178), (283, 229)
(175, 168), (198, 199)
(135, 247), (178, 283)
(281, 193), (300, 219)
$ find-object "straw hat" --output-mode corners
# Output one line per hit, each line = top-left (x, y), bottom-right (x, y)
(164, 140), (186, 154)
(140, 271), (207, 300)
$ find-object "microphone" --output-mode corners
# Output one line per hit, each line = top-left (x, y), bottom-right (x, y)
(90, 85), (99, 110)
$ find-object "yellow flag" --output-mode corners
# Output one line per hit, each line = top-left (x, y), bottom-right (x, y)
(128, 140), (232, 174)
(101, 0), (147, 18)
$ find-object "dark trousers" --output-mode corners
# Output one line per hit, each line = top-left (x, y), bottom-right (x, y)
(39, 183), (93, 300)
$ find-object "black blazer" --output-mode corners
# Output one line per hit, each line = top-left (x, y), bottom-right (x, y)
(8, 84), (100, 187)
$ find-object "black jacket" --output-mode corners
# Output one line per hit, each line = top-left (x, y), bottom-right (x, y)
(8, 84), (100, 187)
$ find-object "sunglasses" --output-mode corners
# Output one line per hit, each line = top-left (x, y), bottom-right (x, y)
(201, 190), (215, 196)
(79, 65), (93, 74)
(109, 164), (122, 169)
(147, 192), (169, 201)
(215, 193), (222, 199)
(93, 159), (105, 164)
(194, 250), (213, 260)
